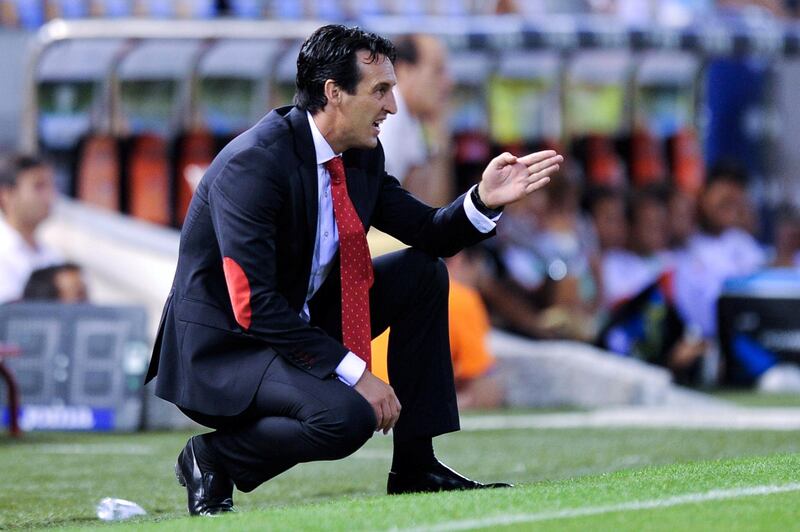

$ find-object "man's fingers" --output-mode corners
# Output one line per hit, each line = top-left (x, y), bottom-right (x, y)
(384, 404), (399, 434)
(493, 152), (517, 168)
(380, 401), (392, 432)
(517, 150), (556, 167)
(373, 402), (385, 431)
(527, 154), (563, 175)
(379, 394), (401, 434)
(528, 164), (561, 183)
(525, 176), (551, 194)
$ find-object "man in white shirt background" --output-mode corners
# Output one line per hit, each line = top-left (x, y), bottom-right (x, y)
(674, 164), (766, 339)
(0, 154), (62, 304)
(379, 34), (454, 206)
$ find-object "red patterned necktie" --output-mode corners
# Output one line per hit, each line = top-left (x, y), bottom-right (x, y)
(324, 156), (374, 369)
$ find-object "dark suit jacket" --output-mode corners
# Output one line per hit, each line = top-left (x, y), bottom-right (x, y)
(145, 106), (493, 416)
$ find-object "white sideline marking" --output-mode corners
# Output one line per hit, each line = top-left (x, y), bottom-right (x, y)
(397, 483), (800, 531)
(460, 407), (800, 432)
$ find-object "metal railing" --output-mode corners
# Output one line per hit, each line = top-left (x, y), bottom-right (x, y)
(22, 18), (327, 152)
(22, 15), (800, 153)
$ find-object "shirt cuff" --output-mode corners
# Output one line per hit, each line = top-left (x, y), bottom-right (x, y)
(463, 185), (501, 233)
(335, 351), (367, 386)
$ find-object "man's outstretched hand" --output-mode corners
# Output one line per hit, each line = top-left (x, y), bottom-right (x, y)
(354, 370), (401, 434)
(477, 150), (562, 209)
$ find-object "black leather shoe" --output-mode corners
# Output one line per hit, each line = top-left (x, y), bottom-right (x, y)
(175, 437), (236, 516)
(387, 460), (513, 495)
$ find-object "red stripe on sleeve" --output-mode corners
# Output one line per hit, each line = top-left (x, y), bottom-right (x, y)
(222, 257), (252, 330)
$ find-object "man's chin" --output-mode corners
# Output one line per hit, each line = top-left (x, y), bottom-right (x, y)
(355, 137), (379, 150)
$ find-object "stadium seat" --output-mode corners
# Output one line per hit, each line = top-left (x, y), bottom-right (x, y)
(76, 133), (122, 211)
(126, 133), (171, 225)
(669, 128), (704, 196)
(173, 130), (215, 227)
(629, 128), (667, 187)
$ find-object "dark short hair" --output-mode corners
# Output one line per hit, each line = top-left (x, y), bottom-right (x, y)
(706, 160), (748, 189)
(774, 202), (800, 225)
(22, 263), (82, 301)
(393, 36), (420, 66)
(294, 24), (396, 114)
(627, 184), (669, 224)
(0, 153), (49, 189)
(582, 185), (626, 215)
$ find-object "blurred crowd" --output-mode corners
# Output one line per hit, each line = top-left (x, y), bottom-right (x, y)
(374, 32), (800, 405)
(2, 5), (800, 410)
(2, 0), (800, 29)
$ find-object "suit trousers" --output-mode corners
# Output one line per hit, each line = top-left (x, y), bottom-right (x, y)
(181, 248), (459, 491)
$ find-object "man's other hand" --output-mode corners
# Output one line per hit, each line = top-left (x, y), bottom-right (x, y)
(353, 370), (401, 434)
(478, 150), (562, 209)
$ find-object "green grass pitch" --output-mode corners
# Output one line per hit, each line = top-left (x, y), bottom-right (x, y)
(2, 408), (799, 530)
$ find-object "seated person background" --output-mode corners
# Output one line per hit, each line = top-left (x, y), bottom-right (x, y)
(584, 185), (628, 255)
(673, 163), (766, 340)
(379, 34), (454, 206)
(446, 249), (504, 410)
(667, 188), (698, 251)
(371, 248), (505, 410)
(479, 176), (599, 341)
(770, 203), (800, 268)
(597, 273), (707, 386)
(600, 185), (674, 310)
(0, 154), (61, 304)
(22, 263), (88, 303)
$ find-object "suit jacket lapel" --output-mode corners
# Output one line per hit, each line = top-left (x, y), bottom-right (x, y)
(286, 107), (372, 236)
(286, 107), (319, 255)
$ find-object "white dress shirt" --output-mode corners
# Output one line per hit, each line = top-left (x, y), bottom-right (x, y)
(601, 248), (674, 309)
(304, 112), (499, 386)
(377, 89), (427, 184)
(673, 228), (766, 338)
(0, 217), (62, 304)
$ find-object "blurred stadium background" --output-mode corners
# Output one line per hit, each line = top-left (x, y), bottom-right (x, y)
(2, 0), (800, 529)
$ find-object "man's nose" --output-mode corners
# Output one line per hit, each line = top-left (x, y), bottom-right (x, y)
(385, 89), (398, 115)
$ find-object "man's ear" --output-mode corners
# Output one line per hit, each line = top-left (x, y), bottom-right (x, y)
(323, 79), (341, 108)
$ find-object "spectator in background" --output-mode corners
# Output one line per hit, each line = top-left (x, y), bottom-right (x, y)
(481, 176), (598, 341)
(583, 186), (627, 314)
(445, 249), (505, 410)
(667, 188), (697, 251)
(601, 185), (673, 309)
(770, 203), (800, 268)
(379, 34), (454, 206)
(371, 247), (506, 410)
(0, 154), (61, 304)
(584, 186), (628, 254)
(476, 189), (551, 339)
(22, 263), (88, 303)
(674, 163), (766, 339)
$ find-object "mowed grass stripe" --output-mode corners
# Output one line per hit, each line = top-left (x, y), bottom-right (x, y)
(4, 428), (800, 530)
(49, 453), (800, 532)
(402, 483), (800, 531)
